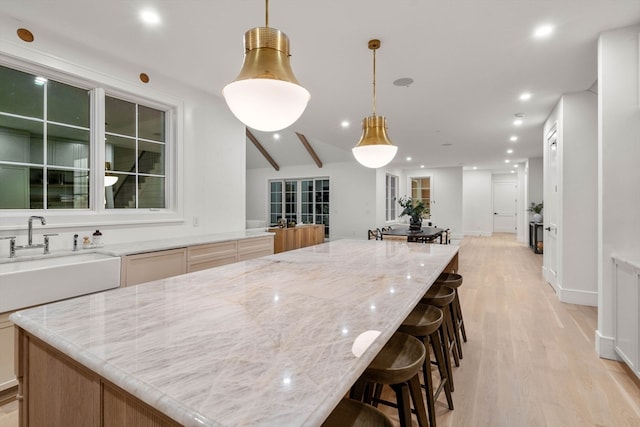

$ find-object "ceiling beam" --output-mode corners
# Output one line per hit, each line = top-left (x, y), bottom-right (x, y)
(246, 129), (279, 171)
(295, 132), (323, 168)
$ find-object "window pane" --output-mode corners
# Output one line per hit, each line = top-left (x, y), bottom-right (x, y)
(0, 117), (44, 164)
(0, 165), (31, 208)
(138, 176), (164, 208)
(105, 96), (135, 136)
(47, 124), (89, 168)
(111, 173), (135, 208)
(0, 65), (44, 119)
(138, 141), (164, 174)
(29, 168), (44, 209)
(107, 135), (136, 173)
(47, 80), (90, 127)
(138, 105), (165, 142)
(46, 169), (89, 209)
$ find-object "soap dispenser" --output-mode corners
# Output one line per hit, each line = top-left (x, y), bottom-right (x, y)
(92, 230), (103, 247)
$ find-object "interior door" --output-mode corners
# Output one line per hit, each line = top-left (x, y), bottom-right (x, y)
(493, 181), (517, 233)
(544, 127), (559, 291)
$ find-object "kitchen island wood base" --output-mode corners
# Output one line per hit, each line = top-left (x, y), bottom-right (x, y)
(16, 330), (180, 427)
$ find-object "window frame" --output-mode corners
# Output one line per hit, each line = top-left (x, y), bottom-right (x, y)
(385, 173), (398, 222)
(0, 55), (183, 230)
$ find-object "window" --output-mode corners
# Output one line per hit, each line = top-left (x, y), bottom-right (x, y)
(385, 174), (398, 221)
(269, 178), (330, 237)
(105, 96), (166, 209)
(0, 63), (172, 212)
(410, 176), (431, 218)
(0, 65), (90, 209)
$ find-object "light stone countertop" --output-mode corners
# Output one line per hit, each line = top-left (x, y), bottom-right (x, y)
(0, 229), (274, 265)
(612, 253), (640, 271)
(11, 239), (459, 426)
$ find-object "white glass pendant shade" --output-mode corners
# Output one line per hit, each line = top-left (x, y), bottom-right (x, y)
(352, 115), (398, 168)
(104, 175), (118, 187)
(223, 27), (310, 132)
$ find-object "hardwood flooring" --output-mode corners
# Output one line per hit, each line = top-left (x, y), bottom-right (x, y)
(1, 233), (639, 427)
(377, 233), (640, 426)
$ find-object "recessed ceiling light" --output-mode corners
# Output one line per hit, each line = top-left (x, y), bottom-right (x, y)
(533, 24), (554, 38)
(273, 133), (280, 140)
(511, 170), (515, 174)
(510, 136), (518, 142)
(420, 165), (425, 168)
(514, 164), (519, 168)
(406, 157), (412, 161)
(341, 120), (349, 128)
(505, 159), (510, 163)
(513, 119), (523, 126)
(34, 76), (47, 86)
(473, 166), (478, 170)
(507, 149), (513, 154)
(140, 9), (161, 25)
(519, 92), (532, 101)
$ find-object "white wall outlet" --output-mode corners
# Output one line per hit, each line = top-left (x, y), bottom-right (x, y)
(193, 216), (199, 227)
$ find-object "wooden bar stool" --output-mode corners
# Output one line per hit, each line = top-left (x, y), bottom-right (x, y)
(322, 398), (394, 427)
(421, 285), (458, 391)
(435, 272), (466, 359)
(353, 332), (429, 427)
(398, 303), (454, 427)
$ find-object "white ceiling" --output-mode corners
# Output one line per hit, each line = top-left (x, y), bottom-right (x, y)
(3, 1), (639, 172)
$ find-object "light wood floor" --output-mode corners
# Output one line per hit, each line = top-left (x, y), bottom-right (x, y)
(377, 233), (640, 426)
(1, 233), (639, 427)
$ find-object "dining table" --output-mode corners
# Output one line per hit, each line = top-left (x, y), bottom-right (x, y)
(381, 225), (447, 243)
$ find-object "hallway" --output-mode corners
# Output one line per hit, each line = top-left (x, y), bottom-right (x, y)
(379, 233), (640, 426)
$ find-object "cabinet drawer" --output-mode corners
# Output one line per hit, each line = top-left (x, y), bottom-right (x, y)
(237, 236), (274, 261)
(121, 248), (187, 287)
(187, 241), (238, 272)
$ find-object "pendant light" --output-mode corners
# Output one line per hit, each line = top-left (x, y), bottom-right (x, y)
(352, 39), (398, 168)
(223, 0), (310, 132)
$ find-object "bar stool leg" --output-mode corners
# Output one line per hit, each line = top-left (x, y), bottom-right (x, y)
(448, 301), (464, 360)
(407, 374), (429, 427)
(454, 289), (468, 342)
(429, 331), (454, 410)
(438, 318), (455, 392)
(443, 302), (460, 367)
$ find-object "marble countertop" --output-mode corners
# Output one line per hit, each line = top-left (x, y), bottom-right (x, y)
(0, 229), (273, 265)
(11, 239), (459, 426)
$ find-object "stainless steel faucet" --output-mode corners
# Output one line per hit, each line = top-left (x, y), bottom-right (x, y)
(28, 216), (46, 246)
(7, 216), (57, 258)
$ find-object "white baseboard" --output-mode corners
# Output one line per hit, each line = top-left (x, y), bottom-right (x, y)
(596, 330), (620, 360)
(557, 285), (598, 306)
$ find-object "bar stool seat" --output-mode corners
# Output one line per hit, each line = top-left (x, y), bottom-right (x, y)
(436, 272), (467, 359)
(399, 303), (454, 427)
(421, 285), (458, 391)
(322, 398), (394, 427)
(354, 332), (429, 427)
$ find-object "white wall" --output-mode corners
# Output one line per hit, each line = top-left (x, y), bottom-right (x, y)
(597, 24), (640, 359)
(0, 15), (246, 256)
(246, 161), (376, 240)
(403, 167), (463, 241)
(562, 91), (598, 305)
(462, 170), (493, 236)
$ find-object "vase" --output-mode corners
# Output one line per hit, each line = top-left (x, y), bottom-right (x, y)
(409, 216), (422, 231)
(532, 213), (542, 223)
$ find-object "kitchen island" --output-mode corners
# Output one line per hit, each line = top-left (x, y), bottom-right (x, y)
(11, 239), (459, 426)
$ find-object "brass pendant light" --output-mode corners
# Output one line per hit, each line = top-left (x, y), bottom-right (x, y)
(352, 39), (398, 168)
(223, 0), (310, 132)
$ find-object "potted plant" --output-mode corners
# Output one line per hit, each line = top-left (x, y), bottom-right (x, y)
(398, 196), (429, 231)
(528, 202), (543, 223)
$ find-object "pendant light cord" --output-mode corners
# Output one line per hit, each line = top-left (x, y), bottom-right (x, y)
(265, 0), (269, 27)
(372, 47), (377, 117)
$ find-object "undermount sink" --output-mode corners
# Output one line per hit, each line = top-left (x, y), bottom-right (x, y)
(0, 253), (121, 313)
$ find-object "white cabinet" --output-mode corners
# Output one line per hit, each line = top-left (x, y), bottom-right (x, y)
(613, 255), (640, 379)
(0, 311), (17, 393)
